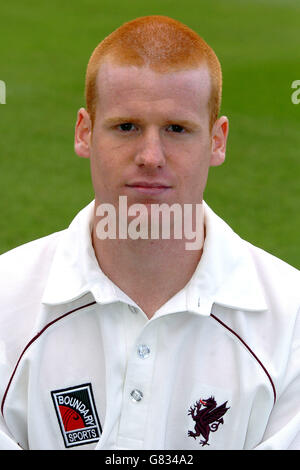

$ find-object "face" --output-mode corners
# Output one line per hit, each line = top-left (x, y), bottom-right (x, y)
(75, 63), (228, 211)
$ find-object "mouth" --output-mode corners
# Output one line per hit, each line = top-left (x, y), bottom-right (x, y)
(125, 181), (172, 196)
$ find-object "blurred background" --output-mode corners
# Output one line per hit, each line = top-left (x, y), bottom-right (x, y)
(0, 0), (299, 267)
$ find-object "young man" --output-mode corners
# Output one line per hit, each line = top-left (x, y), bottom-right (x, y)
(0, 16), (299, 450)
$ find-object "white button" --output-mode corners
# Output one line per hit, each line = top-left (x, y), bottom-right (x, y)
(128, 305), (138, 314)
(137, 344), (150, 359)
(130, 389), (143, 402)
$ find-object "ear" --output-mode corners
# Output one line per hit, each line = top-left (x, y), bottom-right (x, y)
(209, 116), (229, 167)
(74, 107), (92, 158)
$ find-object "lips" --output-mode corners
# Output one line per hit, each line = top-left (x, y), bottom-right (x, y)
(126, 181), (171, 188)
(125, 181), (172, 195)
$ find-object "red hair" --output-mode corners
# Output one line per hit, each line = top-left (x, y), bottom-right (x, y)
(85, 16), (222, 130)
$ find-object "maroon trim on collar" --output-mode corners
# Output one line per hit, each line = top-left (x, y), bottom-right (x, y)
(211, 313), (276, 404)
(1, 301), (97, 417)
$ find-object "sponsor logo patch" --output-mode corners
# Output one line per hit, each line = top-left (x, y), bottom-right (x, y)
(51, 383), (102, 448)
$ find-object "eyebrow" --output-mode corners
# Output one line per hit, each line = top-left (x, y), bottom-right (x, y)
(103, 116), (201, 130)
(103, 116), (144, 127)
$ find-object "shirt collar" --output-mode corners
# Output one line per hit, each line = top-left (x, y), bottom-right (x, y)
(42, 201), (121, 306)
(183, 202), (268, 315)
(42, 200), (268, 315)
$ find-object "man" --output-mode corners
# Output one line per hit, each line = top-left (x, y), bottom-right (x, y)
(0, 16), (299, 450)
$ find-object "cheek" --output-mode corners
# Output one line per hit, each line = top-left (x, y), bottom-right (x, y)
(175, 150), (211, 200)
(90, 138), (114, 173)
(89, 146), (126, 200)
(176, 145), (211, 180)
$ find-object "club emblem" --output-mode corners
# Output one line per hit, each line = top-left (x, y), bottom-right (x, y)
(51, 383), (102, 448)
(188, 396), (230, 446)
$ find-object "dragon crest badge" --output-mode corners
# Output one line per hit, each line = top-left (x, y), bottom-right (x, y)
(188, 396), (230, 446)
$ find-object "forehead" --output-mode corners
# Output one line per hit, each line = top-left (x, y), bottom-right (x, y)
(95, 62), (212, 119)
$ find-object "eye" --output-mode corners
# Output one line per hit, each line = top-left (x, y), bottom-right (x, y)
(166, 124), (186, 133)
(118, 122), (136, 132)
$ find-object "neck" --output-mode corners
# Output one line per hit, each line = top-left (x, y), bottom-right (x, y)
(91, 199), (205, 319)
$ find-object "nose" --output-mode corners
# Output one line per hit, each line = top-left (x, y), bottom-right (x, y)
(134, 128), (166, 169)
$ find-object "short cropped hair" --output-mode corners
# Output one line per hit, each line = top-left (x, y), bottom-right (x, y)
(85, 15), (222, 131)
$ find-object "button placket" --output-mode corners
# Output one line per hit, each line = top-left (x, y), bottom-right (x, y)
(130, 389), (143, 402)
(137, 344), (150, 359)
(117, 321), (159, 446)
(128, 304), (139, 314)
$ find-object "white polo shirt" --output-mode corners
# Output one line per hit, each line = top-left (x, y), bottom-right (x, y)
(0, 201), (299, 450)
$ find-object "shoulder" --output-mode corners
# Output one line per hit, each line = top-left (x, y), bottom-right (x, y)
(243, 240), (300, 306)
(0, 230), (64, 274)
(0, 231), (67, 390)
(0, 230), (63, 263)
(0, 230), (65, 310)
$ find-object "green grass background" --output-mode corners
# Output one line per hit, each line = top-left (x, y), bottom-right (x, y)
(0, 0), (299, 268)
